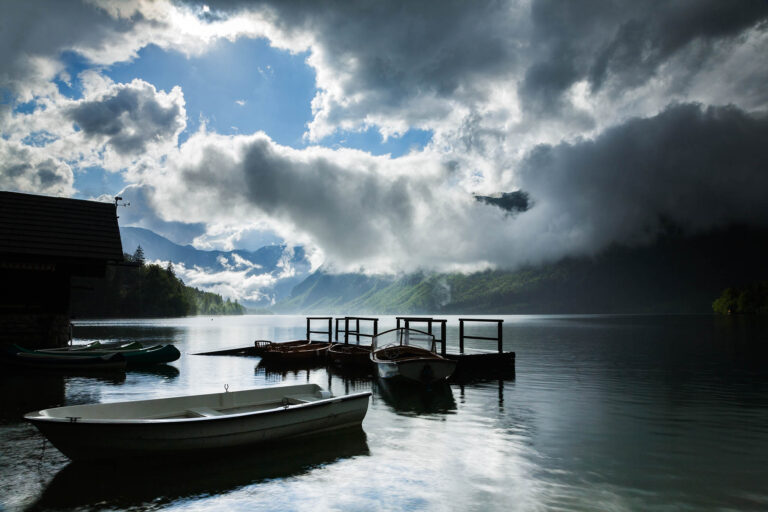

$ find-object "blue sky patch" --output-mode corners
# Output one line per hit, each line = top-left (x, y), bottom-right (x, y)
(54, 51), (91, 99)
(21, 131), (58, 147)
(13, 99), (41, 115)
(106, 38), (316, 147)
(322, 127), (433, 157)
(73, 166), (127, 200)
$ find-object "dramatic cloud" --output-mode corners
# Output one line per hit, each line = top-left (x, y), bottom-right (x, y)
(215, 0), (768, 145)
(515, 103), (768, 258)
(2, 0), (768, 292)
(67, 79), (185, 156)
(0, 140), (74, 196)
(140, 103), (768, 274)
(475, 192), (531, 215)
(0, 0), (265, 99)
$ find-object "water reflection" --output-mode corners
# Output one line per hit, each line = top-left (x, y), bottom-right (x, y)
(254, 362), (322, 384)
(128, 364), (180, 380)
(375, 379), (457, 416)
(2, 315), (767, 511)
(28, 428), (369, 511)
(72, 324), (182, 345)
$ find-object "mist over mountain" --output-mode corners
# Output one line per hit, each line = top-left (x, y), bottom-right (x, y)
(274, 225), (768, 314)
(120, 227), (310, 308)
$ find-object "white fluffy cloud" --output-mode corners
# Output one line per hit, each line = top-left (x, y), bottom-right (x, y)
(0, 139), (74, 196)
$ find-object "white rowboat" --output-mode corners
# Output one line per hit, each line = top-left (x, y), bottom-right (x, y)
(25, 383), (370, 461)
(370, 328), (457, 383)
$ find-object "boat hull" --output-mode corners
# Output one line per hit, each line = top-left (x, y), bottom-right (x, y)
(0, 347), (127, 371)
(35, 344), (180, 366)
(25, 385), (370, 461)
(260, 342), (330, 363)
(374, 358), (456, 383)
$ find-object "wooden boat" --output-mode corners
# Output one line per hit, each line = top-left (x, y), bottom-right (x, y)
(253, 339), (307, 355)
(22, 343), (180, 366)
(259, 341), (331, 363)
(0, 345), (127, 371)
(370, 328), (456, 383)
(24, 383), (371, 461)
(327, 343), (372, 368)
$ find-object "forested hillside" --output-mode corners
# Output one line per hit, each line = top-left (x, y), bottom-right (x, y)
(71, 249), (245, 318)
(274, 226), (768, 314)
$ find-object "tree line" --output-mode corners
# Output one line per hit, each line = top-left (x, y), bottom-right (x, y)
(71, 245), (246, 318)
(713, 281), (768, 315)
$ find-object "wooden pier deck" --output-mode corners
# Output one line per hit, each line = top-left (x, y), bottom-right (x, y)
(194, 316), (515, 380)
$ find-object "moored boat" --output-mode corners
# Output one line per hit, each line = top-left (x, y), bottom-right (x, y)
(327, 343), (371, 368)
(0, 345), (127, 371)
(259, 341), (331, 363)
(24, 343), (180, 366)
(24, 383), (371, 461)
(253, 339), (307, 355)
(370, 328), (456, 383)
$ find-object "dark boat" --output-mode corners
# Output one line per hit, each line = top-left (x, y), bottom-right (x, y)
(259, 342), (331, 364)
(327, 343), (371, 368)
(24, 342), (180, 366)
(253, 339), (308, 355)
(0, 345), (127, 371)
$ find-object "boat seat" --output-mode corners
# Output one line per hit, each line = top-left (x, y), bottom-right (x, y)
(186, 406), (225, 417)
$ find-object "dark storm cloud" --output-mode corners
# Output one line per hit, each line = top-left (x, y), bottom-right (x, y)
(203, 0), (768, 128)
(521, 0), (768, 114)
(475, 191), (531, 215)
(517, 103), (768, 252)
(202, 0), (524, 134)
(259, 0), (518, 97)
(67, 83), (185, 155)
(0, 1), (137, 94)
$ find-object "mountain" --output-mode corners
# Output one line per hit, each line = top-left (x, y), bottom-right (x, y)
(273, 225), (768, 314)
(119, 227), (311, 308)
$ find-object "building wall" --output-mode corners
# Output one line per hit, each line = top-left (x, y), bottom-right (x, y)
(0, 267), (71, 349)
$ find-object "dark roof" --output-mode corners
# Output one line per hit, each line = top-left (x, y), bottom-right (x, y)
(0, 191), (123, 263)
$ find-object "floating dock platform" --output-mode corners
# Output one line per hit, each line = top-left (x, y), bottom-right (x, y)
(195, 316), (515, 380)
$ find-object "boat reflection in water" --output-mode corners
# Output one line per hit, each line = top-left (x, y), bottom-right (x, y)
(128, 364), (180, 380)
(31, 428), (370, 510)
(374, 378), (457, 416)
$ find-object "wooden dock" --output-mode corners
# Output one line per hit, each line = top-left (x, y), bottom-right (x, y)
(194, 316), (515, 380)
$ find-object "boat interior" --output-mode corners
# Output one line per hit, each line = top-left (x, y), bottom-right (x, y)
(373, 345), (442, 362)
(30, 384), (333, 421)
(329, 344), (371, 353)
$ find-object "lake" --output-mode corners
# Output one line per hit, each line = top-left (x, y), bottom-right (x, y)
(1, 314), (767, 511)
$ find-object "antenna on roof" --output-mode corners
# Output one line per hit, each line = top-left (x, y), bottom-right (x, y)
(114, 196), (130, 218)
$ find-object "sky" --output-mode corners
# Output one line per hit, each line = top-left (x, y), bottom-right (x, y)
(2, 1), (768, 301)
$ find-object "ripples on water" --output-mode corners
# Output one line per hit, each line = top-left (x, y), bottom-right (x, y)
(1, 315), (767, 511)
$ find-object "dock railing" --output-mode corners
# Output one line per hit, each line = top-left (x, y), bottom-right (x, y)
(458, 318), (504, 354)
(306, 317), (332, 342)
(342, 317), (379, 345)
(395, 316), (447, 355)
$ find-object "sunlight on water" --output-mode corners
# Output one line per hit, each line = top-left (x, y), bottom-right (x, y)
(1, 315), (767, 511)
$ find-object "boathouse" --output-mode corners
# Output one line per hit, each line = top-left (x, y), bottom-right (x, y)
(0, 191), (123, 348)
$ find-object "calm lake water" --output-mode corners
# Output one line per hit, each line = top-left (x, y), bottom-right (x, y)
(1, 314), (767, 511)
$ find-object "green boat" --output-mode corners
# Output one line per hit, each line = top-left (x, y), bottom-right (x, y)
(0, 345), (127, 371)
(24, 342), (181, 366)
